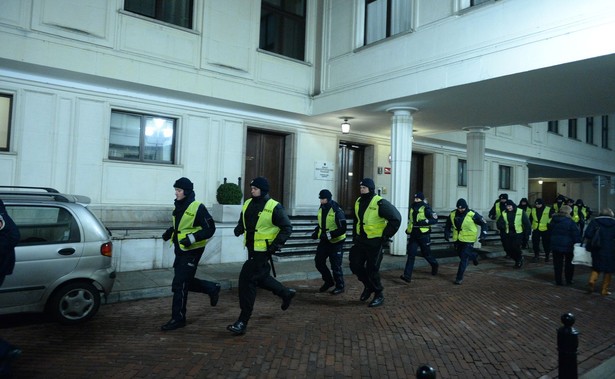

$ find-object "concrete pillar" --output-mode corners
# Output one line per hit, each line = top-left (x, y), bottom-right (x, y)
(387, 107), (417, 255)
(464, 127), (490, 213)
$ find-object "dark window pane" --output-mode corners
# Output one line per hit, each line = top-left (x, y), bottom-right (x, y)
(125, 0), (193, 29)
(259, 0), (306, 60)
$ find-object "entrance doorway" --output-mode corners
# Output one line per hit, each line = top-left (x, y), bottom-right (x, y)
(245, 129), (286, 204)
(337, 142), (366, 215)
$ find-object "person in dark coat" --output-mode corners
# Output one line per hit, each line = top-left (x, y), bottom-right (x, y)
(0, 199), (23, 375)
(160, 177), (219, 331)
(311, 189), (347, 295)
(496, 200), (531, 268)
(517, 198), (531, 249)
(227, 177), (295, 335)
(549, 205), (581, 286)
(583, 208), (615, 295)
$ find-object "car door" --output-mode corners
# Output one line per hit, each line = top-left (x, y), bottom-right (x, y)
(0, 204), (83, 310)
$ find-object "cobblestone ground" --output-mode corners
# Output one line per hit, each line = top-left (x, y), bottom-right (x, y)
(2, 258), (614, 378)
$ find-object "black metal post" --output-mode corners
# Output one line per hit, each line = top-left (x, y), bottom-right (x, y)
(558, 312), (579, 379)
(223, 177), (227, 184)
(416, 364), (436, 379)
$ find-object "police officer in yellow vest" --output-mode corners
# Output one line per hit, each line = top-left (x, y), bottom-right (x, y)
(575, 198), (591, 236)
(489, 194), (509, 255)
(496, 199), (532, 269)
(349, 178), (401, 308)
(311, 189), (347, 295)
(517, 198), (531, 249)
(160, 177), (219, 331)
(400, 192), (439, 283)
(530, 198), (553, 263)
(444, 198), (488, 285)
(227, 177), (294, 336)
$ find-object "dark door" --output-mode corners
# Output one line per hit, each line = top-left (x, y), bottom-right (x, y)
(245, 129), (286, 204)
(410, 153), (425, 202)
(542, 182), (558, 205)
(338, 142), (366, 216)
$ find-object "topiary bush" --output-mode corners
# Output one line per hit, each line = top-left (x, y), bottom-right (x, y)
(216, 182), (243, 204)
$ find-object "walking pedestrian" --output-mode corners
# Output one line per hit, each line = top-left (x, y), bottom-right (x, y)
(160, 177), (219, 331)
(496, 199), (531, 268)
(584, 208), (615, 295)
(575, 199), (591, 236)
(489, 193), (509, 256)
(444, 198), (488, 285)
(518, 198), (531, 249)
(0, 199), (22, 376)
(530, 199), (553, 262)
(549, 205), (581, 286)
(311, 189), (347, 295)
(349, 178), (401, 308)
(400, 192), (439, 283)
(227, 177), (295, 335)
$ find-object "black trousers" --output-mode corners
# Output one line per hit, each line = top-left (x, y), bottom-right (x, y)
(314, 241), (345, 289)
(349, 238), (384, 295)
(237, 252), (288, 323)
(502, 233), (523, 263)
(532, 229), (551, 257)
(552, 250), (574, 285)
(171, 249), (218, 321)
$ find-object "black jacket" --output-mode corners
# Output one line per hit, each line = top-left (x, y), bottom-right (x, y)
(234, 194), (293, 251)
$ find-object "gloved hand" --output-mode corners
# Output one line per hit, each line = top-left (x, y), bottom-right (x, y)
(162, 228), (173, 241)
(381, 237), (391, 249)
(311, 231), (318, 240)
(478, 232), (487, 243)
(267, 244), (279, 256)
(179, 235), (192, 247)
(444, 235), (450, 242)
(233, 225), (243, 237)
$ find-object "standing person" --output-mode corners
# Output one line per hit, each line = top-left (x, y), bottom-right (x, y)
(489, 194), (509, 256)
(584, 208), (615, 296)
(530, 199), (553, 262)
(349, 178), (401, 308)
(444, 198), (488, 285)
(549, 205), (581, 286)
(552, 195), (566, 213)
(0, 199), (23, 375)
(496, 200), (531, 268)
(517, 198), (531, 249)
(311, 189), (347, 295)
(227, 177), (295, 335)
(568, 198), (584, 227)
(575, 199), (591, 236)
(160, 177), (219, 331)
(400, 192), (439, 283)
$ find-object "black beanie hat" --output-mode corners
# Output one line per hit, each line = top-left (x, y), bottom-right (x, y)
(414, 192), (425, 200)
(499, 193), (509, 200)
(319, 189), (332, 200)
(250, 177), (269, 193)
(360, 178), (375, 191)
(173, 177), (193, 192)
(456, 198), (468, 208)
(535, 198), (544, 205)
(505, 199), (515, 207)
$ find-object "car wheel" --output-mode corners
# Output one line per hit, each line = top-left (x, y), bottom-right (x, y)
(48, 282), (101, 324)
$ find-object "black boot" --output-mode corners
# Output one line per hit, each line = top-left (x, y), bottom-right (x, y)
(227, 321), (247, 335)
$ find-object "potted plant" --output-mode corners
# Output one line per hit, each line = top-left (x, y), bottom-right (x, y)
(211, 178), (244, 222)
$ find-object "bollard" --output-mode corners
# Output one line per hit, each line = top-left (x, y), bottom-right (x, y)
(416, 364), (436, 379)
(557, 312), (579, 379)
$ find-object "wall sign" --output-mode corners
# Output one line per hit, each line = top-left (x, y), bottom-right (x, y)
(314, 161), (334, 180)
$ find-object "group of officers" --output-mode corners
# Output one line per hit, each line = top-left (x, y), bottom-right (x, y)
(160, 176), (503, 335)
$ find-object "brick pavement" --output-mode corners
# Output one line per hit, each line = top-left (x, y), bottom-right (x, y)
(1, 257), (615, 378)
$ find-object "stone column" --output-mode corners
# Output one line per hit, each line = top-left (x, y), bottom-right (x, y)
(387, 107), (417, 255)
(464, 127), (490, 213)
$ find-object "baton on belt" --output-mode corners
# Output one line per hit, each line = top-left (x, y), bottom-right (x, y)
(265, 240), (277, 278)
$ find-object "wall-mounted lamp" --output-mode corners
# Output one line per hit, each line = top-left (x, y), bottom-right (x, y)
(341, 118), (351, 134)
(538, 180), (544, 185)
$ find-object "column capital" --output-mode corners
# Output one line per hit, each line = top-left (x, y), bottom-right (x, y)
(386, 106), (418, 116)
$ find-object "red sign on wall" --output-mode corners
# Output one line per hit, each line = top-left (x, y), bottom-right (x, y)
(384, 167), (391, 174)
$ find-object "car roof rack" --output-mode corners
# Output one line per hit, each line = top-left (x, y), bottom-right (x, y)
(0, 186), (91, 204)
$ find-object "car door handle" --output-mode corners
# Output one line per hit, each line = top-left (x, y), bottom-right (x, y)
(58, 248), (75, 256)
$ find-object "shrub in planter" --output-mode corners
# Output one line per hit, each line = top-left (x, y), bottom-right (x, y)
(216, 182), (243, 205)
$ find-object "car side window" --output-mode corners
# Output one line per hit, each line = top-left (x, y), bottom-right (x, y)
(7, 205), (80, 245)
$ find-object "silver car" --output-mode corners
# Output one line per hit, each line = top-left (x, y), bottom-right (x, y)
(0, 186), (116, 324)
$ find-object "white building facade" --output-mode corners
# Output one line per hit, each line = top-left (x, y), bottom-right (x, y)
(1, 0), (614, 271)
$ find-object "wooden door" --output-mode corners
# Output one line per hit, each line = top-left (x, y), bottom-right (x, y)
(337, 142), (366, 216)
(245, 130), (286, 204)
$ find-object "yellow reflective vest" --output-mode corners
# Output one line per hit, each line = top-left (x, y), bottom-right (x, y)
(355, 195), (387, 239)
(503, 208), (524, 234)
(449, 210), (478, 243)
(242, 198), (280, 252)
(531, 206), (551, 231)
(406, 205), (430, 233)
(317, 207), (346, 243)
(173, 201), (208, 251)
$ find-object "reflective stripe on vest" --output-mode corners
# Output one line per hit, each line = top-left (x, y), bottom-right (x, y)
(450, 210), (478, 242)
(571, 206), (580, 223)
(531, 206), (551, 231)
(173, 201), (207, 251)
(503, 208), (523, 234)
(355, 195), (387, 239)
(317, 207), (346, 243)
(406, 205), (429, 233)
(242, 198), (280, 252)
